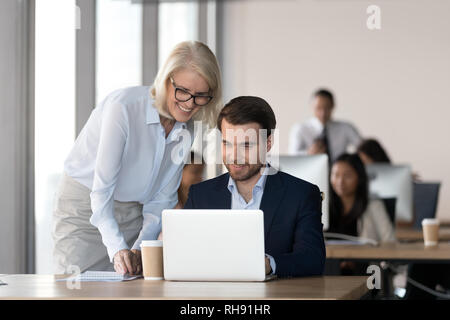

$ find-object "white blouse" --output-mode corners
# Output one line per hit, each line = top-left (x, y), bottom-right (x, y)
(64, 86), (194, 261)
(358, 199), (396, 243)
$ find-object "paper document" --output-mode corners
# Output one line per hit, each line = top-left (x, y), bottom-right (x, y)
(57, 271), (142, 282)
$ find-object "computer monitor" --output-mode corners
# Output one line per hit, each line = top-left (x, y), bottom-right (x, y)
(365, 164), (413, 222)
(271, 154), (329, 230)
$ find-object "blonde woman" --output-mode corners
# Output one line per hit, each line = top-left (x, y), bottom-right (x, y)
(53, 41), (222, 275)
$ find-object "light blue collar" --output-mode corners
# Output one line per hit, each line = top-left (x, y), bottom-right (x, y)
(146, 100), (161, 124)
(147, 99), (188, 142)
(227, 165), (269, 194)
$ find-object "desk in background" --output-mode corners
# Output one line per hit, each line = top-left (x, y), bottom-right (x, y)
(326, 242), (450, 264)
(326, 242), (450, 298)
(396, 227), (450, 242)
(0, 275), (368, 300)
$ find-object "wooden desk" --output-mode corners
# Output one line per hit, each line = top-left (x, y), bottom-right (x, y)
(396, 227), (450, 242)
(0, 275), (368, 300)
(326, 242), (450, 263)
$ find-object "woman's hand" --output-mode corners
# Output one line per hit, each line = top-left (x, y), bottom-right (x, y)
(130, 249), (142, 275)
(113, 249), (142, 275)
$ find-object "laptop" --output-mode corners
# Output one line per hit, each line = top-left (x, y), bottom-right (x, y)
(162, 209), (276, 282)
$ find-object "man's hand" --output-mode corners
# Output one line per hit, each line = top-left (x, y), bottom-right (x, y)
(265, 256), (272, 275)
(307, 140), (326, 155)
(113, 249), (142, 275)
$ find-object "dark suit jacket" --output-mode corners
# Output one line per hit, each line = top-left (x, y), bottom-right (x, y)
(184, 170), (326, 278)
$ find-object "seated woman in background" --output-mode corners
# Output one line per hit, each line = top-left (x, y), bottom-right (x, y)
(328, 153), (396, 274)
(358, 138), (420, 182)
(329, 153), (396, 242)
(357, 138), (391, 164)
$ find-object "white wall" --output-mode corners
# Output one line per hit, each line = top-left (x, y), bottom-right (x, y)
(220, 0), (450, 221)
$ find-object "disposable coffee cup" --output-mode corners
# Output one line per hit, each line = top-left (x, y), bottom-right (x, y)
(140, 240), (164, 280)
(422, 218), (440, 247)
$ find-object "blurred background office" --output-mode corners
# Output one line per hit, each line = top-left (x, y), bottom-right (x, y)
(1, 0), (449, 287)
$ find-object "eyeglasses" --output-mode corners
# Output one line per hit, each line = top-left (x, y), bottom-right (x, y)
(170, 77), (213, 107)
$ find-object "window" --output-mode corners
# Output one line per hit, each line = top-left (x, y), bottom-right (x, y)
(35, 0), (76, 274)
(158, 1), (199, 68)
(96, 0), (143, 105)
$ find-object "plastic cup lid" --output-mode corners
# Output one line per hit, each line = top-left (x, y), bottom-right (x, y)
(422, 218), (440, 225)
(140, 240), (163, 247)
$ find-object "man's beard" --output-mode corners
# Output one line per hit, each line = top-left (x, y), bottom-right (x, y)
(226, 163), (264, 182)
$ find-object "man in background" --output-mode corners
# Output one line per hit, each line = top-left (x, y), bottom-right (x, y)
(289, 88), (362, 162)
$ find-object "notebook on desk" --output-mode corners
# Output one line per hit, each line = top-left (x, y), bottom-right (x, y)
(57, 271), (142, 282)
(324, 232), (379, 246)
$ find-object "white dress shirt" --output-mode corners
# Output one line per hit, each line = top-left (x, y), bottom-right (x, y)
(288, 117), (362, 162)
(227, 166), (276, 274)
(64, 86), (194, 261)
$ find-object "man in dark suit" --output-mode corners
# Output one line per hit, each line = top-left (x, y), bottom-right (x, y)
(184, 96), (326, 278)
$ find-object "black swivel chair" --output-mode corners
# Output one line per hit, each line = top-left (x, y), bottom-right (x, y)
(413, 182), (441, 230)
(405, 182), (445, 299)
(381, 197), (397, 225)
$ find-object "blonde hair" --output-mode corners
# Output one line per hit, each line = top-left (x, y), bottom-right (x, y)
(151, 41), (223, 128)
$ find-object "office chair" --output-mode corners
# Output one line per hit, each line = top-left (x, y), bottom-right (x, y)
(413, 182), (441, 230)
(320, 191), (324, 212)
(381, 197), (397, 225)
